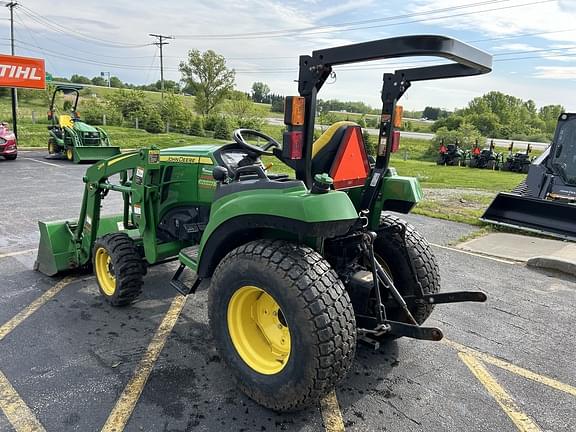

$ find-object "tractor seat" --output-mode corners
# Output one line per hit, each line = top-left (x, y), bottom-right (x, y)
(312, 121), (359, 175)
(311, 121), (370, 189)
(58, 114), (74, 129)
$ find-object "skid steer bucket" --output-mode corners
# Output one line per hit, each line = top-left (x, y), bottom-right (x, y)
(35, 220), (79, 276)
(73, 146), (121, 163)
(480, 192), (576, 241)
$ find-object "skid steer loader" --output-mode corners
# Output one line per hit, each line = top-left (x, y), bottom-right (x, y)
(36, 35), (490, 411)
(47, 85), (121, 162)
(482, 113), (576, 240)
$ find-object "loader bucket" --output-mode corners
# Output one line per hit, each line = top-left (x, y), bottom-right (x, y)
(480, 192), (576, 241)
(35, 220), (79, 276)
(73, 146), (121, 163)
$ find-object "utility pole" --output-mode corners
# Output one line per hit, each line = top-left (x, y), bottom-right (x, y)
(6, 1), (18, 139)
(100, 71), (111, 87)
(149, 33), (173, 99)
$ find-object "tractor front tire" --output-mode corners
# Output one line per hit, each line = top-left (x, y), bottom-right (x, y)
(66, 147), (74, 161)
(208, 239), (356, 412)
(374, 214), (440, 326)
(93, 233), (145, 307)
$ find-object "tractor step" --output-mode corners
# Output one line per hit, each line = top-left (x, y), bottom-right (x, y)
(170, 263), (202, 296)
(420, 291), (487, 304)
(178, 245), (199, 271)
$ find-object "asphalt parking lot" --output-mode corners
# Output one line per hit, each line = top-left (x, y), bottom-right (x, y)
(1, 151), (575, 432)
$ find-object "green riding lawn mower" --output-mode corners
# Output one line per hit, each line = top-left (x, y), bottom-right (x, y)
(36, 36), (490, 411)
(47, 85), (120, 163)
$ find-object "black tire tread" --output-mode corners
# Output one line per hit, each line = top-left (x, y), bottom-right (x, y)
(209, 239), (356, 411)
(376, 214), (440, 324)
(93, 233), (145, 306)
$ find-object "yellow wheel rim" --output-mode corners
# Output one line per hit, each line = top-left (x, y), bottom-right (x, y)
(227, 286), (291, 375)
(95, 247), (116, 296)
(48, 142), (55, 154)
(66, 148), (74, 161)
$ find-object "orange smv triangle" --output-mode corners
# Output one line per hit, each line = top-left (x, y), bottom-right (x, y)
(329, 126), (370, 189)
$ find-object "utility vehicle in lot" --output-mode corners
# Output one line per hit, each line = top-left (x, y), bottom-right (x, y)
(46, 84), (120, 162)
(36, 35), (490, 411)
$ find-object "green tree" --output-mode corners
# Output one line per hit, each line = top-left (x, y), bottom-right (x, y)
(251, 82), (270, 103)
(106, 89), (148, 120)
(160, 92), (191, 131)
(431, 124), (484, 152)
(213, 116), (232, 139)
(143, 107), (165, 133)
(91, 76), (107, 86)
(189, 116), (205, 136)
(179, 49), (235, 115)
(109, 76), (124, 88)
(466, 112), (501, 137)
(227, 93), (266, 129)
(80, 98), (122, 126)
(70, 74), (91, 84)
(539, 104), (564, 133)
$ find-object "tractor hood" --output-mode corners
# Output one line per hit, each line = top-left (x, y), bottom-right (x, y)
(73, 120), (99, 133)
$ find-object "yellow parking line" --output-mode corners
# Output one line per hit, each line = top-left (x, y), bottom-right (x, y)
(445, 339), (576, 397)
(101, 295), (187, 432)
(320, 390), (345, 432)
(0, 276), (74, 342)
(459, 352), (541, 432)
(0, 248), (36, 259)
(0, 369), (46, 432)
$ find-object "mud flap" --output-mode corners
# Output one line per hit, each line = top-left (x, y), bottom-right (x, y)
(480, 192), (576, 241)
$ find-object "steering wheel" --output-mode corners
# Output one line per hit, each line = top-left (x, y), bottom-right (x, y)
(233, 129), (280, 156)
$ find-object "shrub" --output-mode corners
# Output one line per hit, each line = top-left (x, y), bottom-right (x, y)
(213, 116), (232, 140)
(143, 107), (165, 134)
(189, 116), (205, 137)
(80, 98), (122, 126)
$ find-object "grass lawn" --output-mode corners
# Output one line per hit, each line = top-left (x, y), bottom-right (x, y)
(388, 159), (525, 225)
(17, 123), (226, 149)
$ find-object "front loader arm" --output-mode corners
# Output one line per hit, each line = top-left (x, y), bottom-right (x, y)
(74, 149), (158, 266)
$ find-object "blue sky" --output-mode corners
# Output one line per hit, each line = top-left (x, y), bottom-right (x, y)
(2, 0), (576, 111)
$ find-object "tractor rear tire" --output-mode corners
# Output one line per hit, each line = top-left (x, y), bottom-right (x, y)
(93, 233), (145, 307)
(208, 239), (356, 412)
(374, 214), (440, 326)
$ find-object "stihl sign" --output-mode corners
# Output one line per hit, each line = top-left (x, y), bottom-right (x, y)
(0, 54), (45, 89)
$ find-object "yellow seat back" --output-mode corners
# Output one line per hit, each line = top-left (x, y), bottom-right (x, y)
(312, 121), (357, 158)
(58, 114), (73, 129)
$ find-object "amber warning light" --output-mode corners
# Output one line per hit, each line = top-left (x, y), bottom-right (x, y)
(284, 96), (305, 126)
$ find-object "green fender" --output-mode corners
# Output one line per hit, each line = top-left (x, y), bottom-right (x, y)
(195, 183), (359, 277)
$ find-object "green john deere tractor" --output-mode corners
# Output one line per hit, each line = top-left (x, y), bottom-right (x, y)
(47, 85), (120, 162)
(36, 36), (490, 411)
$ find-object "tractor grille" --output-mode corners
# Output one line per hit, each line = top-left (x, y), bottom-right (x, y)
(83, 132), (101, 146)
(83, 137), (101, 145)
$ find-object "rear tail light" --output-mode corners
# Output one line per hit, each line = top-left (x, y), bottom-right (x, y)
(282, 131), (303, 159)
(390, 130), (401, 153)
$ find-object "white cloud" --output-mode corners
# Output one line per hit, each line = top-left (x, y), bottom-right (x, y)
(533, 66), (576, 79)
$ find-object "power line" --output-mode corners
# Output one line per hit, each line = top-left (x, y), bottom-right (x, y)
(149, 34), (174, 99)
(173, 0), (554, 40)
(17, 4), (151, 49)
(174, 0), (514, 39)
